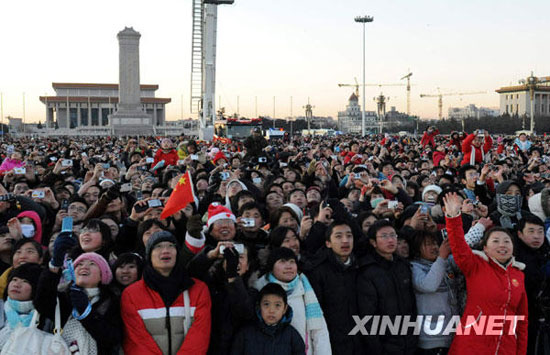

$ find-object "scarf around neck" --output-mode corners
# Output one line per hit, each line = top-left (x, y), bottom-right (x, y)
(4, 297), (35, 329)
(496, 194), (522, 229)
(266, 273), (325, 331)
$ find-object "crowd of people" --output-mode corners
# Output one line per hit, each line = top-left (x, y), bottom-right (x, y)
(0, 127), (547, 354)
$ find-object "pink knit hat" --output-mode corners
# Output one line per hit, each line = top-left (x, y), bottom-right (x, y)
(73, 252), (113, 285)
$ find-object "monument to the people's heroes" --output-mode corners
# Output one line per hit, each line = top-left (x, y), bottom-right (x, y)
(109, 27), (154, 135)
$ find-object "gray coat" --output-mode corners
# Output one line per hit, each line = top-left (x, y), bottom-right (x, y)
(410, 257), (458, 350)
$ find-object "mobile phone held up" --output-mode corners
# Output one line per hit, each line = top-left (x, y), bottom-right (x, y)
(61, 216), (73, 234)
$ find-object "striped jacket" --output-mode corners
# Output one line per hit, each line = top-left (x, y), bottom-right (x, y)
(121, 278), (212, 355)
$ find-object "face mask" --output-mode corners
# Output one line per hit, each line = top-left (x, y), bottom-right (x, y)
(371, 198), (384, 209)
(496, 194), (521, 216)
(20, 224), (35, 238)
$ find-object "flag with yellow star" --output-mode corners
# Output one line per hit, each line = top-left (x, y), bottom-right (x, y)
(160, 171), (195, 220)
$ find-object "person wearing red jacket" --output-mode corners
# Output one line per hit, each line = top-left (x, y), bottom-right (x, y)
(461, 130), (493, 166)
(122, 231), (211, 354)
(153, 138), (179, 168)
(447, 131), (463, 152)
(420, 126), (439, 148)
(443, 193), (528, 355)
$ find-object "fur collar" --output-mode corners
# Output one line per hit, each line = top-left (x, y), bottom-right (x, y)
(472, 250), (525, 271)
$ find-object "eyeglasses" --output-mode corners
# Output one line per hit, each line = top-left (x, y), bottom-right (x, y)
(377, 233), (398, 240)
(80, 228), (100, 235)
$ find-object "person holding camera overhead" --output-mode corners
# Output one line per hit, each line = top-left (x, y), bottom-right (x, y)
(461, 129), (493, 166)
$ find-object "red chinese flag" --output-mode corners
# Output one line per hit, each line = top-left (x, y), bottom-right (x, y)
(160, 171), (195, 220)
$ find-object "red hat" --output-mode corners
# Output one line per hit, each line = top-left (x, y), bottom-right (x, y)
(207, 203), (236, 229)
(213, 151), (228, 165)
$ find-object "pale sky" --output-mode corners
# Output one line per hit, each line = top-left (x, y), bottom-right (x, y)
(1, 0), (549, 123)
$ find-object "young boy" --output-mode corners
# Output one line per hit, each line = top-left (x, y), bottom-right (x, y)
(230, 283), (305, 355)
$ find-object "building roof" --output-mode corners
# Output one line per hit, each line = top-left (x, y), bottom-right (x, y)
(39, 96), (171, 104)
(495, 84), (550, 94)
(52, 83), (159, 90)
(349, 92), (358, 101)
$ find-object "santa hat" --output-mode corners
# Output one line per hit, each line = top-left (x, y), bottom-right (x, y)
(207, 203), (236, 229)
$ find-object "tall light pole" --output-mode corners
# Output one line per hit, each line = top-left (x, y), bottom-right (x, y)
(355, 15), (374, 136)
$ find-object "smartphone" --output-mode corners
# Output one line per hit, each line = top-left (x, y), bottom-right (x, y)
(31, 190), (45, 199)
(145, 157), (154, 164)
(241, 218), (255, 227)
(61, 216), (73, 234)
(148, 199), (163, 208)
(136, 191), (143, 200)
(120, 183), (132, 193)
(14, 167), (26, 175)
(60, 199), (70, 210)
(62, 159), (73, 167)
(388, 200), (398, 209)
(137, 166), (147, 172)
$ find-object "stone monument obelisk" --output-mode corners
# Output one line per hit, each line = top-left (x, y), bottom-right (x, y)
(109, 27), (153, 135)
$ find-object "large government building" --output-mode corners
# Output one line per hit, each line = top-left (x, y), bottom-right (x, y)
(39, 83), (171, 135)
(496, 80), (550, 117)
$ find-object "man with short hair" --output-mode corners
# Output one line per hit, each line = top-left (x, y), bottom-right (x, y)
(305, 221), (363, 354)
(515, 214), (550, 354)
(357, 219), (417, 354)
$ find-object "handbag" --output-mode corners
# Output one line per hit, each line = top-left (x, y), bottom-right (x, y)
(1, 298), (70, 355)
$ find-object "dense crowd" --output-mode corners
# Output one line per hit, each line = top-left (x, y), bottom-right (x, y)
(0, 127), (548, 354)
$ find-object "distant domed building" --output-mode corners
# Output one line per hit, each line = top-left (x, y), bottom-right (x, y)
(337, 92), (376, 134)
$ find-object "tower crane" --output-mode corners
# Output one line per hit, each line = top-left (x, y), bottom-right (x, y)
(400, 71), (413, 116)
(190, 0), (234, 139)
(518, 72), (550, 132)
(420, 89), (486, 120)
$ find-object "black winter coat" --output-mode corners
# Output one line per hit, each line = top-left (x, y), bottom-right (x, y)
(230, 308), (305, 355)
(514, 236), (550, 355)
(356, 251), (417, 355)
(304, 248), (363, 355)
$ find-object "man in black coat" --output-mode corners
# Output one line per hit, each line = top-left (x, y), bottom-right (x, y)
(305, 221), (363, 355)
(356, 219), (417, 355)
(514, 214), (550, 355)
(243, 127), (267, 161)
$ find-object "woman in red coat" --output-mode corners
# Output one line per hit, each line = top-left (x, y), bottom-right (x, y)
(443, 192), (528, 355)
(461, 130), (493, 166)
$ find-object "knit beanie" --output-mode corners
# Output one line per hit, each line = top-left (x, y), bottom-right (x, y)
(266, 247), (298, 274)
(8, 263), (42, 298)
(145, 231), (178, 260)
(207, 203), (236, 229)
(422, 185), (442, 202)
(73, 252), (113, 285)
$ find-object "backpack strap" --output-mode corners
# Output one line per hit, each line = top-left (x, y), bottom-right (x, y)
(183, 290), (191, 335)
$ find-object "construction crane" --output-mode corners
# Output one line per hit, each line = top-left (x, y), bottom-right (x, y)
(400, 71), (413, 116)
(420, 89), (486, 120)
(518, 72), (550, 132)
(190, 0), (234, 139)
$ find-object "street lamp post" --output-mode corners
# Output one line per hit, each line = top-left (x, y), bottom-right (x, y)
(355, 15), (374, 136)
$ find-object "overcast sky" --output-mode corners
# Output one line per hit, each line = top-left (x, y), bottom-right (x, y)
(1, 0), (549, 122)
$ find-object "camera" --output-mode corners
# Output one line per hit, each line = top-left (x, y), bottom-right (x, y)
(220, 172), (231, 181)
(258, 157), (267, 163)
(148, 199), (163, 208)
(62, 159), (73, 167)
(190, 154), (199, 161)
(388, 200), (398, 209)
(13, 168), (26, 175)
(241, 218), (255, 227)
(220, 243), (245, 254)
(32, 190), (45, 199)
(120, 183), (132, 193)
(145, 157), (154, 164)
